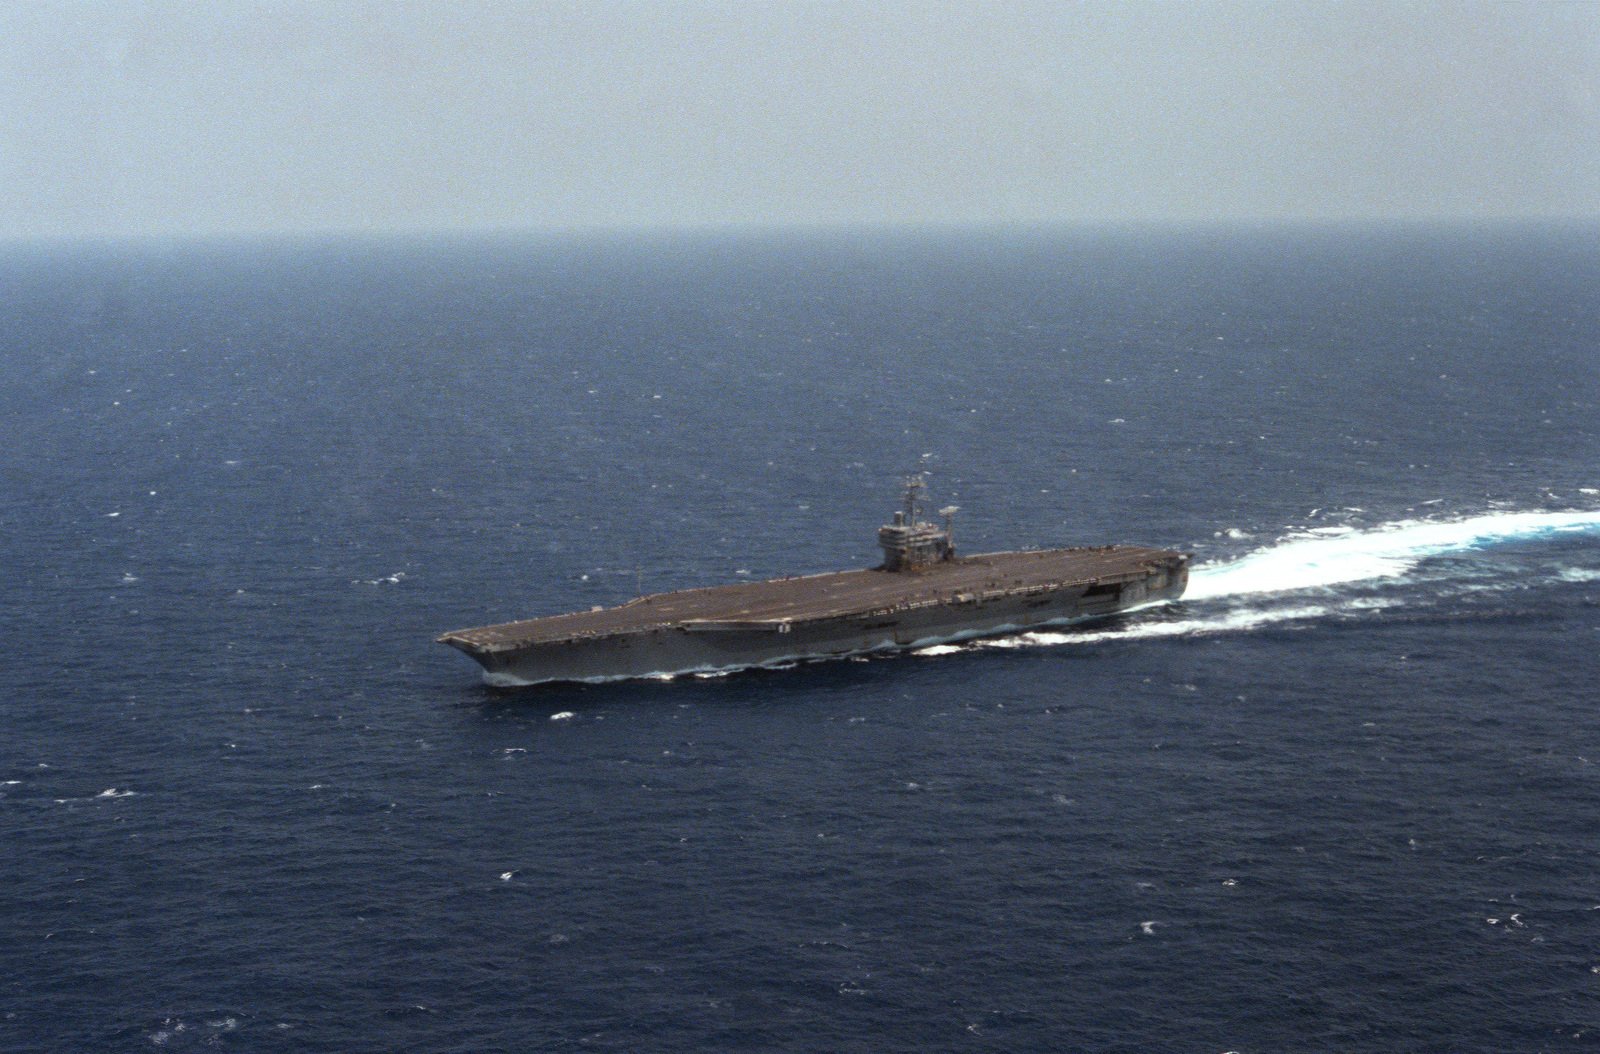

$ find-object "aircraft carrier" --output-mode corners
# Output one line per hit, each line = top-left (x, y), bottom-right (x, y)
(438, 478), (1189, 687)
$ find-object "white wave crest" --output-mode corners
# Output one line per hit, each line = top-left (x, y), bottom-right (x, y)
(1186, 508), (1600, 601)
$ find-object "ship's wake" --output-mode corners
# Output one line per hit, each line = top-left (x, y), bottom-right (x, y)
(1183, 507), (1600, 601)
(922, 505), (1600, 656)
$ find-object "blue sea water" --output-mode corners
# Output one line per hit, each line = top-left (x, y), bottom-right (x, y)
(3, 222), (1600, 1052)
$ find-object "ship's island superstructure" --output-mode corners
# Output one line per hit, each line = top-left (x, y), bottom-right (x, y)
(438, 478), (1189, 687)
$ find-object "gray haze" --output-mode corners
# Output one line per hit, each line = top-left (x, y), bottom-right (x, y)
(2, 0), (1598, 240)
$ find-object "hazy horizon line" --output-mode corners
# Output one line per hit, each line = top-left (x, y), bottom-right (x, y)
(6, 212), (1600, 252)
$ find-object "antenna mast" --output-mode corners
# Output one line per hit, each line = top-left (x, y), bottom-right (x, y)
(902, 474), (924, 526)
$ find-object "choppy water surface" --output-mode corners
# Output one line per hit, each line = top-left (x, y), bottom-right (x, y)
(3, 224), (1599, 1052)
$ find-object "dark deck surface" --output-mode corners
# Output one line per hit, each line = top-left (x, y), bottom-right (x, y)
(441, 546), (1183, 649)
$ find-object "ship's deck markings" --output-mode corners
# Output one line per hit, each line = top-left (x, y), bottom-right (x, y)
(442, 546), (1178, 649)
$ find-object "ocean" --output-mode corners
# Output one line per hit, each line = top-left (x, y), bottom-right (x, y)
(3, 222), (1599, 1052)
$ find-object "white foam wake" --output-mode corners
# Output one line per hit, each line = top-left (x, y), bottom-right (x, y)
(984, 605), (1332, 648)
(919, 505), (1600, 658)
(1186, 508), (1600, 601)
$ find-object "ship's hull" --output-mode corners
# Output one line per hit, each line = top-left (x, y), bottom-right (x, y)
(456, 562), (1186, 688)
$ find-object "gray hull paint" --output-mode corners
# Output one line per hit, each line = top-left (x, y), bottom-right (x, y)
(474, 571), (1187, 687)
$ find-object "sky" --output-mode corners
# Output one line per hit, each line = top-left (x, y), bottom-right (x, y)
(1, 0), (1597, 241)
